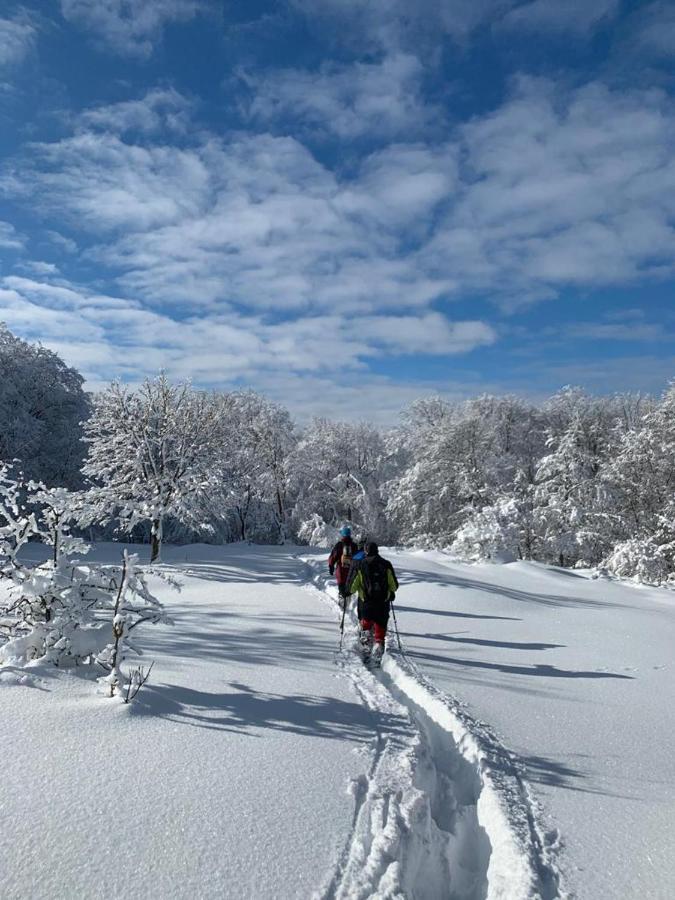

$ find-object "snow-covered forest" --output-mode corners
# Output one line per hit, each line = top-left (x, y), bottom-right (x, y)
(2, 323), (674, 584)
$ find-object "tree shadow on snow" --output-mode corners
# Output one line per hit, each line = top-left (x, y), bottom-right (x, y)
(159, 548), (310, 586)
(405, 648), (634, 680)
(512, 753), (644, 801)
(141, 610), (341, 669)
(399, 631), (564, 651)
(130, 679), (406, 744)
(395, 604), (521, 622)
(395, 566), (636, 611)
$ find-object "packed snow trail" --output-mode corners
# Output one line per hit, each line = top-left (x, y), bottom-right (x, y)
(304, 559), (563, 900)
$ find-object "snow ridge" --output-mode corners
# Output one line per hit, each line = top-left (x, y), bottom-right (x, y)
(302, 556), (564, 900)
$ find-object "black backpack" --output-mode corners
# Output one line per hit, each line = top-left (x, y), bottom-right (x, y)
(364, 557), (389, 604)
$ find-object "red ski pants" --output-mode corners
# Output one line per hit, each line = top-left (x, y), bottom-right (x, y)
(360, 618), (387, 644)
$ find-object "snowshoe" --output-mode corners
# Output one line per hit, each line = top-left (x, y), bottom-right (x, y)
(369, 643), (384, 668)
(358, 627), (373, 664)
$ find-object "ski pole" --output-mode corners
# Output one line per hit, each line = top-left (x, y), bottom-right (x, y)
(390, 598), (402, 652)
(338, 596), (347, 651)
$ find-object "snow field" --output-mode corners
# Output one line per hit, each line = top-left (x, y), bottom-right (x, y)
(382, 549), (675, 900)
(4, 542), (673, 899)
(0, 545), (370, 900)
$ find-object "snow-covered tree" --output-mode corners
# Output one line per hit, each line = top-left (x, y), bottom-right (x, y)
(291, 419), (388, 539)
(387, 394), (545, 547)
(0, 323), (89, 488)
(602, 383), (675, 582)
(534, 414), (612, 567)
(82, 375), (225, 561)
(220, 391), (295, 542)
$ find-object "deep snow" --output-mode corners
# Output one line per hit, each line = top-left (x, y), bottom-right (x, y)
(2, 542), (673, 900)
(0, 545), (367, 899)
(374, 549), (675, 900)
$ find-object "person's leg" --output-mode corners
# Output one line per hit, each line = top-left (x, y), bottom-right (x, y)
(373, 621), (387, 645)
(370, 608), (389, 658)
(359, 617), (374, 648)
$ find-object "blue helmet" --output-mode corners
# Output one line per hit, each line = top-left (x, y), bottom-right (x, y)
(340, 525), (352, 537)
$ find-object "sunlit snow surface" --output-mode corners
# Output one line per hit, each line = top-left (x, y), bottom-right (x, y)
(1, 543), (673, 900)
(378, 548), (675, 900)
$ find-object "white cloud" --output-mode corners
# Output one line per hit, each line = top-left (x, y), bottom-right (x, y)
(0, 220), (24, 249)
(627, 1), (675, 59)
(498, 0), (619, 35)
(336, 143), (457, 230)
(360, 314), (497, 354)
(46, 230), (78, 253)
(245, 52), (434, 140)
(59, 0), (202, 58)
(0, 15), (35, 68)
(0, 275), (494, 398)
(17, 260), (60, 276)
(5, 79), (675, 316)
(422, 78), (675, 306)
(565, 322), (668, 342)
(78, 88), (191, 135)
(289, 0), (620, 52)
(7, 127), (456, 310)
(288, 0), (508, 51)
(9, 132), (212, 232)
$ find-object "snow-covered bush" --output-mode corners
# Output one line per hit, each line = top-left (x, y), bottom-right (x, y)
(0, 466), (171, 695)
(96, 550), (171, 698)
(296, 514), (340, 548)
(603, 538), (674, 586)
(451, 499), (520, 562)
(0, 472), (100, 666)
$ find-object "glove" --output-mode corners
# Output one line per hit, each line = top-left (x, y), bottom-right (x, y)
(388, 592), (395, 603)
(329, 566), (334, 576)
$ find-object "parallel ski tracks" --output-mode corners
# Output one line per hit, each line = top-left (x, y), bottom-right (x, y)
(300, 555), (564, 900)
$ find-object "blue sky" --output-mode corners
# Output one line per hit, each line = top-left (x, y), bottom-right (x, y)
(0, 0), (674, 421)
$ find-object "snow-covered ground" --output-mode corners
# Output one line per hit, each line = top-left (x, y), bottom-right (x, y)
(2, 543), (673, 899)
(371, 549), (675, 900)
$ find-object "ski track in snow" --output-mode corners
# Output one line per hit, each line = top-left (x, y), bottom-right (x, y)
(300, 556), (565, 900)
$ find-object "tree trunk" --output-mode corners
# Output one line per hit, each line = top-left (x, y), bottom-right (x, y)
(150, 516), (163, 563)
(276, 487), (285, 543)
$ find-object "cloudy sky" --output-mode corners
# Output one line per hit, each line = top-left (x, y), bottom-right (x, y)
(0, 0), (674, 420)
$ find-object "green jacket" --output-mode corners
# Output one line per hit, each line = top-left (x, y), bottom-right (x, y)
(347, 556), (399, 600)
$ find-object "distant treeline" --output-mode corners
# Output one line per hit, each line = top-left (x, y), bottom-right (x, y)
(1, 323), (673, 584)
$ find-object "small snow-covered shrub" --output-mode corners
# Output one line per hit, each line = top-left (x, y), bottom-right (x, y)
(0, 466), (172, 697)
(603, 538), (674, 586)
(0, 559), (109, 667)
(451, 499), (520, 563)
(296, 514), (339, 548)
(96, 550), (170, 698)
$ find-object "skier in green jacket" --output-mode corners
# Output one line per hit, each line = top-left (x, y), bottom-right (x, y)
(347, 541), (399, 662)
